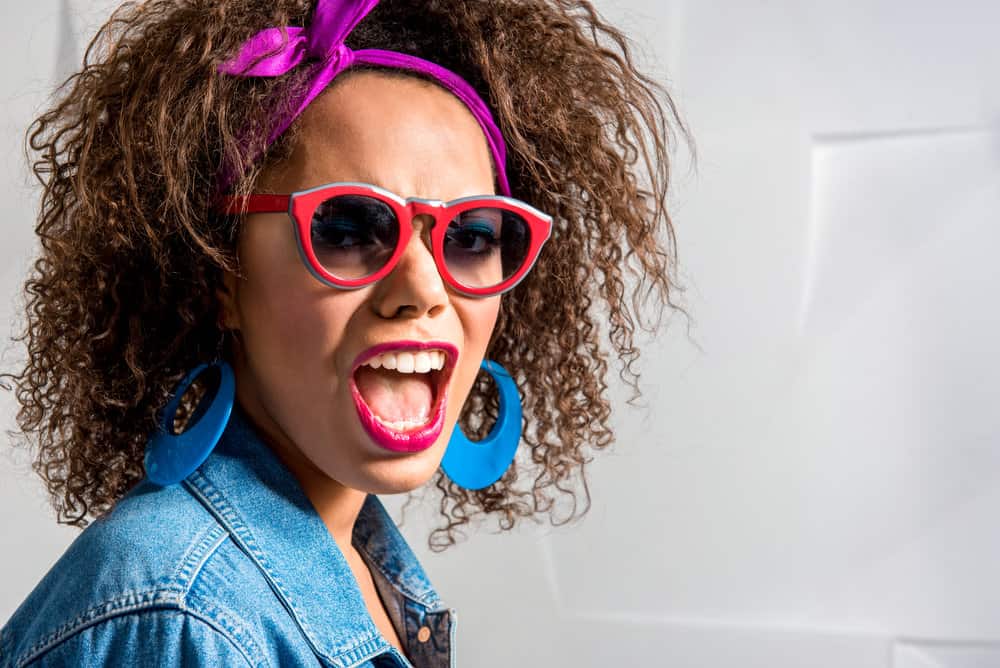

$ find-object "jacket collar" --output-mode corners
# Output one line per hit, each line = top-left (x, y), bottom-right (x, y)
(183, 403), (448, 667)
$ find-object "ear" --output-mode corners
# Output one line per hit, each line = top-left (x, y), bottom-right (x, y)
(216, 270), (241, 331)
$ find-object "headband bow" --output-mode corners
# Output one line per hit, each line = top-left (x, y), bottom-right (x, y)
(217, 0), (510, 196)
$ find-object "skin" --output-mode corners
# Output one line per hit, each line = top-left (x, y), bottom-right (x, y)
(216, 71), (500, 584)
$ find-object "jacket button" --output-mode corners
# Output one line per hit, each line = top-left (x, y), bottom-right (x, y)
(417, 626), (431, 643)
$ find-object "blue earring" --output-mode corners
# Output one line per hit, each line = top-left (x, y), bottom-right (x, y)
(441, 359), (523, 490)
(144, 359), (235, 486)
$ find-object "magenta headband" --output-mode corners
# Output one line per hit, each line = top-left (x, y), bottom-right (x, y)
(216, 0), (510, 196)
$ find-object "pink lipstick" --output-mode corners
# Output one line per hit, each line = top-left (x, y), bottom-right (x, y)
(349, 340), (458, 453)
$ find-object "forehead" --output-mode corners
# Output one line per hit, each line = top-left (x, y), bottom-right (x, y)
(262, 71), (496, 201)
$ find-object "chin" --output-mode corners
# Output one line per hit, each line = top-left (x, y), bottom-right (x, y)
(351, 458), (442, 494)
(326, 435), (451, 495)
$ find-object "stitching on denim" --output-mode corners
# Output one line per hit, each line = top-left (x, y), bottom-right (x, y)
(329, 636), (390, 668)
(181, 594), (271, 668)
(166, 523), (228, 591)
(448, 607), (458, 668)
(17, 605), (263, 668)
(184, 472), (386, 666)
(353, 499), (442, 609)
(14, 589), (184, 666)
(182, 474), (325, 652)
(354, 540), (443, 611)
(183, 475), (300, 619)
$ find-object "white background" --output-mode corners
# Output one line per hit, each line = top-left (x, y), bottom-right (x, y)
(2, 1), (999, 667)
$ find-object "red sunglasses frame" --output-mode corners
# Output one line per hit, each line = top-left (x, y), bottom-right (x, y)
(219, 182), (553, 298)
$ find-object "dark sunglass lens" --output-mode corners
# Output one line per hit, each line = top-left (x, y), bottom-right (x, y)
(443, 207), (530, 290)
(309, 195), (399, 280)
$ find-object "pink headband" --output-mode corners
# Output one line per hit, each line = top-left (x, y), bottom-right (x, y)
(216, 0), (510, 196)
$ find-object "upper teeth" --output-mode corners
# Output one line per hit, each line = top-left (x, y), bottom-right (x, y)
(363, 350), (447, 373)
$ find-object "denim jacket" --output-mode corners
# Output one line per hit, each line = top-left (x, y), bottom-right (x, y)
(0, 405), (456, 667)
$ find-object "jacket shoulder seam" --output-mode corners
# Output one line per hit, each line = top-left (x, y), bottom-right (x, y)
(165, 522), (229, 592)
(11, 598), (267, 668)
(182, 593), (271, 668)
(12, 521), (232, 665)
(12, 589), (185, 666)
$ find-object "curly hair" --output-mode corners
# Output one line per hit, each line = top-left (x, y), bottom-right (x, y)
(1, 0), (690, 551)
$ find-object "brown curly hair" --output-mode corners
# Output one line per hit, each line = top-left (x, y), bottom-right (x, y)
(1, 0), (690, 551)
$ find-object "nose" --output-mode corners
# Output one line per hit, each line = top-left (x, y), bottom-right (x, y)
(370, 215), (448, 319)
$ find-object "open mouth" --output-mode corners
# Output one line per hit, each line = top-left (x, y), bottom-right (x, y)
(349, 344), (458, 452)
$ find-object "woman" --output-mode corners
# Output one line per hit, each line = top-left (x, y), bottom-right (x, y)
(0, 0), (687, 665)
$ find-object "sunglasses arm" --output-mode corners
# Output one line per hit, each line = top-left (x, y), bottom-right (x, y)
(217, 194), (291, 216)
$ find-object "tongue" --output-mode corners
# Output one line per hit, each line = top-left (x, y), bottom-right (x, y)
(354, 366), (435, 422)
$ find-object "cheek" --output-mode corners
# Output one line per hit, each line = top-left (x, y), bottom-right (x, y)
(466, 297), (501, 352)
(244, 286), (328, 359)
(449, 296), (501, 407)
(242, 262), (317, 348)
(235, 227), (355, 389)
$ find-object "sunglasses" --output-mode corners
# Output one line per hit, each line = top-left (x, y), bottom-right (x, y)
(219, 182), (553, 298)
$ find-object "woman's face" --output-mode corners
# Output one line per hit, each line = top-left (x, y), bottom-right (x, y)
(219, 72), (500, 495)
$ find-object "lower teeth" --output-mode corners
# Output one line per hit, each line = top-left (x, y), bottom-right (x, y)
(374, 413), (431, 431)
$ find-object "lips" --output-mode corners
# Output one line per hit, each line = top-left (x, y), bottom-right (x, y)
(349, 341), (458, 453)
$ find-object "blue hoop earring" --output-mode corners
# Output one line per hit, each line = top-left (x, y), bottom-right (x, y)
(441, 359), (522, 490)
(144, 359), (235, 486)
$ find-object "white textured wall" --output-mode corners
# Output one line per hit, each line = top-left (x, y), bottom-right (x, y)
(3, 2), (999, 667)
(0, 0), (92, 628)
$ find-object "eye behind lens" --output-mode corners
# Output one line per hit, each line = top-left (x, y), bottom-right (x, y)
(309, 194), (400, 281)
(444, 207), (531, 290)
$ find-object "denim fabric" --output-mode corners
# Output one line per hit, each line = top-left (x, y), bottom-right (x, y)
(0, 405), (456, 667)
